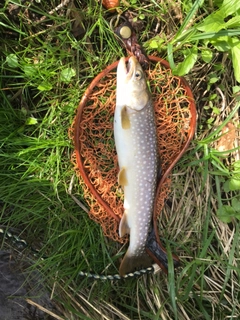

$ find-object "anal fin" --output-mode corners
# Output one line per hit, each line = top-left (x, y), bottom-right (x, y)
(119, 212), (130, 237)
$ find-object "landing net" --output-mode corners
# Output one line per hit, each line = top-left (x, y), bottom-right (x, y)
(72, 57), (196, 244)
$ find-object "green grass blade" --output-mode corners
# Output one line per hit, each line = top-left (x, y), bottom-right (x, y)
(173, 0), (204, 42)
(167, 243), (178, 320)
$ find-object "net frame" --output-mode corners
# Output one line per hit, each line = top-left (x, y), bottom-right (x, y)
(72, 56), (196, 251)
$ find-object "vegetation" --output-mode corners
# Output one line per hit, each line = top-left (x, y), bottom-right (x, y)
(0, 0), (239, 319)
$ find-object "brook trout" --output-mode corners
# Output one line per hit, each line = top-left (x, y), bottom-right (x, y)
(114, 56), (158, 276)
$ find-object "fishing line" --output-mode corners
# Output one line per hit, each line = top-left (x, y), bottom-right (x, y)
(0, 227), (159, 280)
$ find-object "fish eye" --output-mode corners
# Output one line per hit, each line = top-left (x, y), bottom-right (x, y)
(135, 70), (142, 80)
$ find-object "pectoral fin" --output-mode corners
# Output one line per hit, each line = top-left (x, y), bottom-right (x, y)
(118, 167), (128, 186)
(121, 106), (131, 129)
(119, 212), (130, 237)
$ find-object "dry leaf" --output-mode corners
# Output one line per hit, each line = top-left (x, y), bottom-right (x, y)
(216, 122), (236, 153)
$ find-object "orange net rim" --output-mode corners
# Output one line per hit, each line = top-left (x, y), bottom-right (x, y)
(74, 55), (197, 251)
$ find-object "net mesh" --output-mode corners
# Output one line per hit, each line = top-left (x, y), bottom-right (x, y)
(71, 59), (194, 244)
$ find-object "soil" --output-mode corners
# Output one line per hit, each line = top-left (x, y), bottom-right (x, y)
(0, 251), (58, 320)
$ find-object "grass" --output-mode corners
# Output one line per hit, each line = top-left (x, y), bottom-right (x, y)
(0, 0), (240, 319)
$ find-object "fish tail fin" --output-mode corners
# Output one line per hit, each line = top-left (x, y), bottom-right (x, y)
(119, 250), (152, 277)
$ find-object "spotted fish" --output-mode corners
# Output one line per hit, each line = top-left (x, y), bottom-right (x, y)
(114, 56), (158, 276)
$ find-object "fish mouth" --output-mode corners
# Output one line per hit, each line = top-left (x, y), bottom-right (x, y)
(126, 56), (138, 80)
(118, 56), (138, 81)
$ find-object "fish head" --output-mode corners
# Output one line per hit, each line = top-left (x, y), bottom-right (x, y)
(116, 56), (150, 111)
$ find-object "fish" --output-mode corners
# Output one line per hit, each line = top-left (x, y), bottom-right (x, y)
(114, 56), (158, 276)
